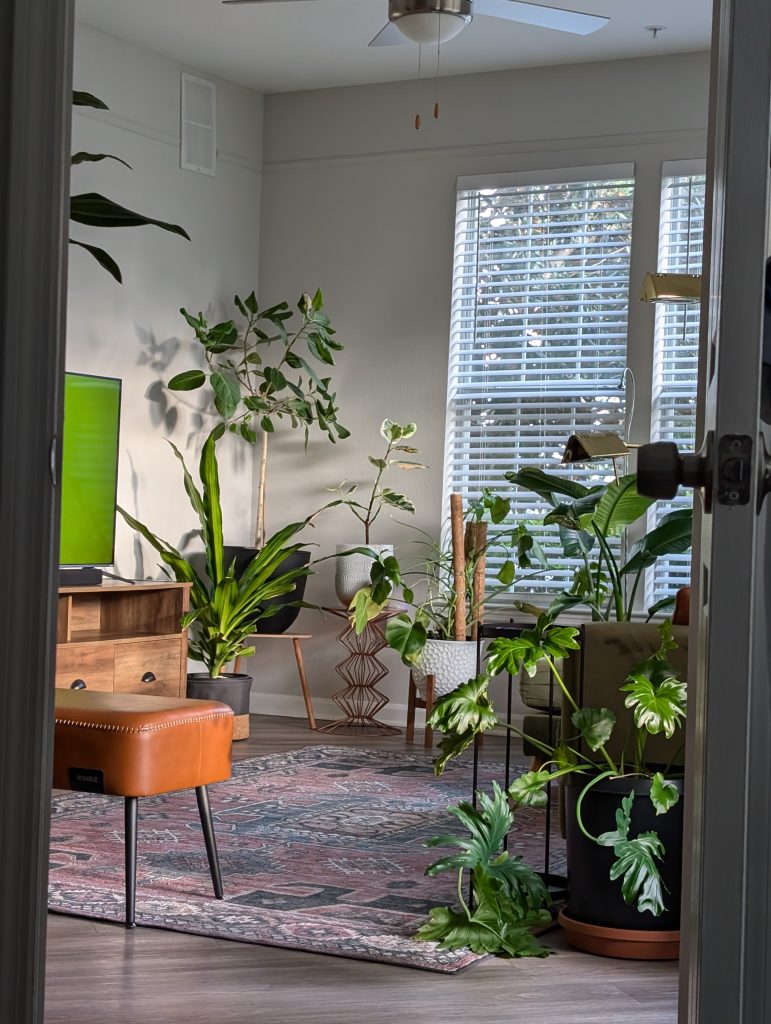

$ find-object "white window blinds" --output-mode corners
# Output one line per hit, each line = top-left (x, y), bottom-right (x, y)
(444, 169), (635, 594)
(648, 167), (706, 607)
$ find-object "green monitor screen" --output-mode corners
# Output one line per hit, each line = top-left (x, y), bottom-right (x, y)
(59, 372), (122, 566)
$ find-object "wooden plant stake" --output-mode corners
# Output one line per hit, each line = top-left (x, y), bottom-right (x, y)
(466, 522), (488, 641)
(450, 493), (467, 641)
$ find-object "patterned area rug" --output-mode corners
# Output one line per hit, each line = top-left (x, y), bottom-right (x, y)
(48, 745), (564, 973)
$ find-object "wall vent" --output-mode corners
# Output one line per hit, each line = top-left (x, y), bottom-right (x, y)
(180, 73), (216, 176)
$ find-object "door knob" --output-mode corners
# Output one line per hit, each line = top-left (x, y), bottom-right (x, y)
(637, 432), (757, 510)
(637, 441), (711, 501)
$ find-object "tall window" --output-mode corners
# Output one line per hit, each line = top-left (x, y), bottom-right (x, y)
(444, 168), (635, 594)
(648, 167), (706, 607)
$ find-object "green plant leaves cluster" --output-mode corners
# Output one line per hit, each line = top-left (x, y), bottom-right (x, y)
(417, 783), (551, 958)
(117, 430), (316, 678)
(596, 792), (668, 916)
(70, 91), (190, 282)
(170, 289), (348, 448)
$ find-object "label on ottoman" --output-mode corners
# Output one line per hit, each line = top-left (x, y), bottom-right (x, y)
(68, 767), (105, 793)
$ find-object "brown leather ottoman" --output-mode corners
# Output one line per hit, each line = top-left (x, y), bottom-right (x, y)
(53, 690), (234, 927)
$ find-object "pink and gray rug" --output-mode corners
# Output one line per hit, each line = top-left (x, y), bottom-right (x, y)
(48, 745), (563, 972)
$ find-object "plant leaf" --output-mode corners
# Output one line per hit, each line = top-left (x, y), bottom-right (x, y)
(73, 91), (108, 109)
(168, 369), (206, 392)
(71, 151), (132, 169)
(571, 707), (616, 751)
(70, 192), (190, 239)
(68, 239), (122, 283)
(650, 772), (680, 815)
(210, 370), (240, 419)
(507, 770), (550, 808)
(591, 474), (654, 537)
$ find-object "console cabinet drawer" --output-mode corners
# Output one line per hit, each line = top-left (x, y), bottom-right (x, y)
(55, 645), (114, 692)
(114, 639), (183, 697)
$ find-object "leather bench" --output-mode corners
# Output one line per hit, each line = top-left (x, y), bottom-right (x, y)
(53, 690), (234, 927)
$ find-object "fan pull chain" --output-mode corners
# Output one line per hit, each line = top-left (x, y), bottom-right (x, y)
(414, 42), (423, 129)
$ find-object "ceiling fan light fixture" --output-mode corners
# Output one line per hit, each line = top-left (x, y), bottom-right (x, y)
(389, 0), (472, 44)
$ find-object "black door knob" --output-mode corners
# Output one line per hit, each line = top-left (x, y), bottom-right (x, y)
(637, 440), (712, 501)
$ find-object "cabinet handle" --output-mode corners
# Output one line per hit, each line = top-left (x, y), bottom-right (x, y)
(141, 671), (157, 684)
(70, 679), (87, 690)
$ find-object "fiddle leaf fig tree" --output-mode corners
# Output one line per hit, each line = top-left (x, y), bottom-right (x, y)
(70, 92), (190, 283)
(168, 288), (349, 548)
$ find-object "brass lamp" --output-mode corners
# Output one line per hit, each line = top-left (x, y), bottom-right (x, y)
(640, 272), (702, 303)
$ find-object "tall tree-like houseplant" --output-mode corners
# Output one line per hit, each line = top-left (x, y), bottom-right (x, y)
(71, 91), (189, 282)
(168, 289), (348, 550)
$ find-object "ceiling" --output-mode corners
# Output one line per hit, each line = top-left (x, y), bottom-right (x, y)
(75, 0), (713, 94)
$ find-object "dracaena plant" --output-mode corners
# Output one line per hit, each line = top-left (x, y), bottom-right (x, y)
(506, 468), (693, 622)
(71, 92), (189, 283)
(328, 419), (427, 543)
(118, 429), (328, 679)
(417, 782), (551, 958)
(428, 616), (686, 919)
(168, 289), (348, 549)
(349, 490), (547, 658)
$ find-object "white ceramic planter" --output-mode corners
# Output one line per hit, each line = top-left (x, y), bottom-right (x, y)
(334, 543), (393, 606)
(411, 638), (479, 699)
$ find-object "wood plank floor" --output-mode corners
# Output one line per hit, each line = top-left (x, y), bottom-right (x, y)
(44, 715), (679, 1024)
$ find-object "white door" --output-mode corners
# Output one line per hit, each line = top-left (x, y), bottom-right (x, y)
(636, 0), (771, 1020)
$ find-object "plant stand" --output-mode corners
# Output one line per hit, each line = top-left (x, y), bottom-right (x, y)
(318, 608), (400, 734)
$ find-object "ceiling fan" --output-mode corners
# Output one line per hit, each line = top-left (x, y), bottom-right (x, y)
(221, 1), (609, 48)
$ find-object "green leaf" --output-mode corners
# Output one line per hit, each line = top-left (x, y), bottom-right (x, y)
(571, 707), (616, 751)
(70, 192), (190, 239)
(650, 772), (680, 815)
(379, 489), (416, 513)
(591, 474), (654, 537)
(368, 456), (388, 470)
(385, 613), (427, 663)
(621, 510), (693, 575)
(505, 468), (594, 505)
(507, 770), (550, 808)
(427, 675), (498, 744)
(646, 596), (676, 620)
(609, 832), (667, 916)
(620, 672), (686, 738)
(68, 239), (122, 283)
(210, 370), (240, 419)
(496, 560), (516, 586)
(71, 151), (132, 170)
(307, 333), (334, 365)
(73, 91), (108, 109)
(168, 369), (206, 392)
(415, 905), (549, 958)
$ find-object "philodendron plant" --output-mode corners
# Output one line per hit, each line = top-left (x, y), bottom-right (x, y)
(168, 289), (348, 548)
(417, 783), (552, 958)
(328, 419), (427, 543)
(506, 468), (693, 622)
(428, 615), (687, 920)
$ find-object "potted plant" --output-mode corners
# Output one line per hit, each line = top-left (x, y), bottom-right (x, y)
(118, 429), (324, 739)
(328, 418), (426, 605)
(166, 288), (348, 633)
(350, 490), (546, 701)
(428, 614), (687, 959)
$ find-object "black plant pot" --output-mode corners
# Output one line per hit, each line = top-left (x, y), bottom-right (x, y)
(186, 672), (253, 716)
(223, 546), (310, 635)
(564, 774), (684, 933)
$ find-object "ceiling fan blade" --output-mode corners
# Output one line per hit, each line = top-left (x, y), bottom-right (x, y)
(473, 0), (609, 36)
(222, 1), (326, 6)
(368, 22), (408, 47)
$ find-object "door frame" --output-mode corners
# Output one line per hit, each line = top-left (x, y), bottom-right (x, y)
(679, 0), (771, 1020)
(0, 2), (73, 1022)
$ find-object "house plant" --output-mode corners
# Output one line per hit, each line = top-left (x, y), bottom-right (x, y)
(118, 428), (324, 739)
(350, 490), (546, 699)
(71, 91), (189, 282)
(427, 613), (687, 958)
(328, 418), (426, 604)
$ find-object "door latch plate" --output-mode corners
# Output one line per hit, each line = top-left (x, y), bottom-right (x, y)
(717, 435), (753, 506)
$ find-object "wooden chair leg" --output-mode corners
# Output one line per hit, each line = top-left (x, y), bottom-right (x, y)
(196, 785), (224, 900)
(124, 797), (138, 929)
(424, 674), (435, 750)
(406, 673), (416, 742)
(292, 638), (317, 730)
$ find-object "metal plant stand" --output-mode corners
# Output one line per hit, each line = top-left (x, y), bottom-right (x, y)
(473, 620), (567, 897)
(318, 608), (400, 734)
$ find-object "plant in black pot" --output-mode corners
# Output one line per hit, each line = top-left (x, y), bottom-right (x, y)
(166, 289), (348, 634)
(427, 614), (687, 960)
(118, 429), (322, 740)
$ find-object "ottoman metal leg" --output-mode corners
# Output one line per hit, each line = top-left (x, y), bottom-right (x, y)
(124, 797), (138, 929)
(195, 785), (224, 900)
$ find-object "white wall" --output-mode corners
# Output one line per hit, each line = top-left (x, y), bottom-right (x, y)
(253, 51), (711, 727)
(68, 24), (263, 581)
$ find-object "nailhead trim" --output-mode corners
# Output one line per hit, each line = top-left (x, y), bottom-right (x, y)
(53, 710), (234, 735)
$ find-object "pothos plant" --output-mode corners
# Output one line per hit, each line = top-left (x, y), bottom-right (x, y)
(71, 91), (190, 282)
(168, 288), (348, 548)
(328, 419), (427, 543)
(506, 468), (693, 623)
(428, 615), (687, 920)
(417, 783), (552, 958)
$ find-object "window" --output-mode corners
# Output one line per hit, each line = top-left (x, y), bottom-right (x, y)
(648, 167), (706, 607)
(444, 168), (635, 594)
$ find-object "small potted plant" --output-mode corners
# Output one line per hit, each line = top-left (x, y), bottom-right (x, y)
(328, 418), (426, 605)
(166, 288), (348, 633)
(118, 429), (325, 739)
(428, 613), (687, 959)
